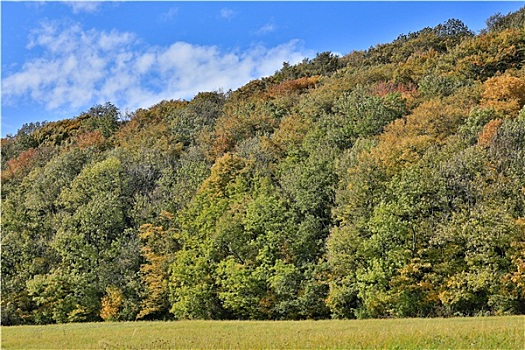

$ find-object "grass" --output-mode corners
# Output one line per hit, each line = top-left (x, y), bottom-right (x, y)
(2, 316), (524, 349)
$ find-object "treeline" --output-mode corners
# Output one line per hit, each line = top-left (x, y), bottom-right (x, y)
(2, 8), (525, 324)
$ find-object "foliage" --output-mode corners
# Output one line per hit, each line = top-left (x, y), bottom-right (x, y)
(2, 7), (525, 324)
(485, 7), (525, 32)
(481, 74), (525, 118)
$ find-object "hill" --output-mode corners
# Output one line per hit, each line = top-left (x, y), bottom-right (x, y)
(2, 7), (525, 324)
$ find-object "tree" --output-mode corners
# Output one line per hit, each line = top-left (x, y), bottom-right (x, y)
(481, 75), (525, 118)
(433, 204), (520, 316)
(137, 221), (178, 320)
(169, 154), (253, 319)
(319, 87), (406, 151)
(47, 156), (139, 322)
(485, 7), (525, 32)
(81, 102), (120, 138)
(1, 148), (89, 325)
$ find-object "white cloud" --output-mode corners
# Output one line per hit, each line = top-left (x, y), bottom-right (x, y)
(256, 23), (277, 35)
(135, 52), (156, 74)
(2, 22), (311, 116)
(160, 7), (178, 23)
(63, 1), (101, 14)
(99, 30), (136, 51)
(220, 8), (236, 20)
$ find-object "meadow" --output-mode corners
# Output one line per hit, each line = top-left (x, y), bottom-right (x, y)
(2, 315), (524, 349)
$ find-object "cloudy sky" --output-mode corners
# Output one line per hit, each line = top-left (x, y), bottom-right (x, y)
(2, 1), (523, 136)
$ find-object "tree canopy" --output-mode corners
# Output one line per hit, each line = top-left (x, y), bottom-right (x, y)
(2, 8), (525, 324)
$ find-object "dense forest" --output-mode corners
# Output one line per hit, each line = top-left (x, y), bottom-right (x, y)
(2, 8), (525, 325)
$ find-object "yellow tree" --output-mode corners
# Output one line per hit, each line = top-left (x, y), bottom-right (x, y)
(481, 75), (525, 118)
(137, 218), (178, 320)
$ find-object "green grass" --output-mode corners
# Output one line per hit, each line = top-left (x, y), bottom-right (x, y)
(2, 316), (524, 349)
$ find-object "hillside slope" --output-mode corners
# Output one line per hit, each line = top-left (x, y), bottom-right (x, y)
(2, 7), (525, 324)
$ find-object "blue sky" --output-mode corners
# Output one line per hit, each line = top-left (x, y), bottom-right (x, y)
(2, 1), (524, 137)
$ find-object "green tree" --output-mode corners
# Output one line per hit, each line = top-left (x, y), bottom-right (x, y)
(47, 156), (139, 322)
(1, 149), (90, 325)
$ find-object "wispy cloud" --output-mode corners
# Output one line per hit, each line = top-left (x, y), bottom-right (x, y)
(2, 21), (311, 116)
(220, 8), (236, 21)
(4, 22), (136, 111)
(160, 7), (179, 23)
(63, 1), (101, 14)
(256, 22), (277, 35)
(25, 2), (47, 11)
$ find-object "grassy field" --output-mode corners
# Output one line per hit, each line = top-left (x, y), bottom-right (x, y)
(2, 316), (524, 349)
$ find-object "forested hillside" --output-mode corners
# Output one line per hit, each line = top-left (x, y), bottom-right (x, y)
(2, 8), (525, 324)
